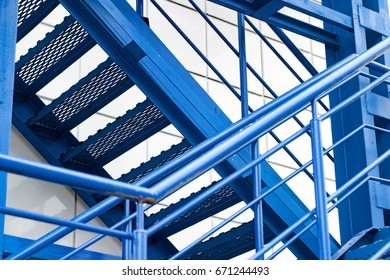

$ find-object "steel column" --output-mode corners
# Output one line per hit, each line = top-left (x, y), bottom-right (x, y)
(0, 0), (18, 259)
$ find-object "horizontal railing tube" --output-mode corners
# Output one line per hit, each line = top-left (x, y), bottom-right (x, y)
(0, 154), (155, 202)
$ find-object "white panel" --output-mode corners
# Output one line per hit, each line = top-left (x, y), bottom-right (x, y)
(74, 198), (121, 256)
(6, 127), (76, 247)
(148, 0), (207, 76)
(207, 79), (241, 122)
(206, 18), (240, 88)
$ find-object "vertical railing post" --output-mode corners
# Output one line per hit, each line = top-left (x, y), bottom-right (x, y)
(311, 101), (331, 260)
(238, 13), (264, 257)
(0, 0), (18, 259)
(133, 202), (147, 260)
(122, 199), (132, 260)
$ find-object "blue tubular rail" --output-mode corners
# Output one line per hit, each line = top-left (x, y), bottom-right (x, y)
(2, 36), (390, 259)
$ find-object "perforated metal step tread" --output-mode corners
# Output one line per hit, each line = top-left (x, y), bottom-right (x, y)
(147, 183), (241, 238)
(183, 221), (274, 260)
(27, 58), (134, 136)
(15, 15), (96, 98)
(17, 0), (60, 42)
(60, 99), (170, 169)
(119, 139), (192, 183)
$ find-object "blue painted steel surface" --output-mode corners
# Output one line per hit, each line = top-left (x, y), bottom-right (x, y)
(0, 206), (130, 239)
(0, 0), (18, 259)
(15, 15), (96, 98)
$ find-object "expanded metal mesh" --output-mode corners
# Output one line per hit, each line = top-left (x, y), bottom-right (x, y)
(38, 62), (129, 129)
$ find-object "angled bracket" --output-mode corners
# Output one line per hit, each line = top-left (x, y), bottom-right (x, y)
(358, 6), (390, 36)
(366, 92), (390, 119)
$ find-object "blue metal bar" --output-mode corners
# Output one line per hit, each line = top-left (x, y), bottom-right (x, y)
(310, 101), (331, 260)
(368, 61), (390, 73)
(122, 199), (132, 260)
(360, 72), (390, 86)
(182, 2), (331, 173)
(61, 204), (152, 260)
(238, 13), (249, 118)
(269, 176), (390, 259)
(133, 202), (147, 260)
(136, 0), (144, 17)
(6, 196), (123, 260)
(0, 206), (130, 239)
(369, 240), (390, 260)
(0, 0), (18, 259)
(206, 0), (339, 47)
(0, 154), (155, 202)
(279, 0), (353, 31)
(169, 128), (315, 260)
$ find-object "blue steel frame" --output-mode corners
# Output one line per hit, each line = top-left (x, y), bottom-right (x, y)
(0, 0), (18, 259)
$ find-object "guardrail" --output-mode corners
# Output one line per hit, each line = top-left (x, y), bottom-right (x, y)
(1, 4), (390, 260)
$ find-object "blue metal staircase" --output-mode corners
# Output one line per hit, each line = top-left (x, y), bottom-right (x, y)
(0, 0), (390, 260)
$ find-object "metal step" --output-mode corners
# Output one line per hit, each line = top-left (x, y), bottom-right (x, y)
(60, 99), (170, 170)
(184, 221), (275, 260)
(146, 183), (241, 238)
(119, 139), (192, 183)
(27, 58), (134, 138)
(15, 15), (96, 98)
(17, 0), (60, 42)
(90, 139), (191, 202)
